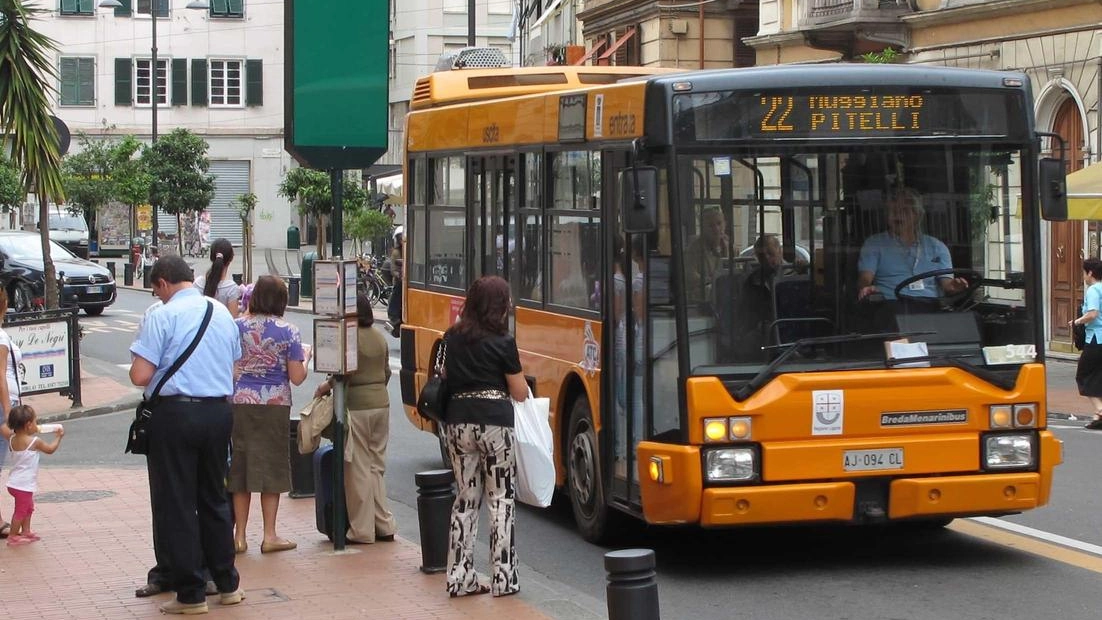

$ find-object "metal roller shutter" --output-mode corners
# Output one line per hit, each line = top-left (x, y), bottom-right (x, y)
(207, 160), (249, 245)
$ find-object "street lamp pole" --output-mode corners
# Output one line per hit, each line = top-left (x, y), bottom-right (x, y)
(100, 0), (209, 251)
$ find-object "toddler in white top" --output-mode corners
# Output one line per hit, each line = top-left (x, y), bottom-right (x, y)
(6, 405), (63, 546)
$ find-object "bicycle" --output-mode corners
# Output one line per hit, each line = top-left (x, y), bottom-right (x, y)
(356, 255), (392, 307)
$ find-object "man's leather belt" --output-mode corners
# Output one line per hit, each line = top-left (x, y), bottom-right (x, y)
(161, 395), (228, 403)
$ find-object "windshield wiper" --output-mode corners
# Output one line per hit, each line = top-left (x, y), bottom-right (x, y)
(734, 331), (935, 402)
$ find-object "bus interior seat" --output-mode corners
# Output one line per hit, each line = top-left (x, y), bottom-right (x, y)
(893, 311), (984, 364)
(771, 276), (832, 344)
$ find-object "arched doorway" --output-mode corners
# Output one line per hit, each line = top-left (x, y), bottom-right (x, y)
(1050, 97), (1086, 349)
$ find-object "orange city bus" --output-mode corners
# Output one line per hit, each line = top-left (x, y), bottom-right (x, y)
(397, 59), (1066, 542)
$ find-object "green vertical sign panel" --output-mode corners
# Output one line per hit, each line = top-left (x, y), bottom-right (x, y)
(284, 0), (389, 169)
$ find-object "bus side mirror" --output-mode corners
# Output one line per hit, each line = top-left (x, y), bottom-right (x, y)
(1039, 157), (1067, 221)
(620, 166), (658, 233)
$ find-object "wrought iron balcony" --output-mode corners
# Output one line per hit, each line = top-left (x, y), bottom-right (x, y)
(799, 0), (913, 28)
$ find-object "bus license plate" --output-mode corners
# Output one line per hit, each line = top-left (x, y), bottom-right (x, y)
(86, 286), (102, 294)
(843, 448), (903, 472)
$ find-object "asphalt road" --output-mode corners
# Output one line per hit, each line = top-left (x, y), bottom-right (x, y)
(59, 289), (1102, 620)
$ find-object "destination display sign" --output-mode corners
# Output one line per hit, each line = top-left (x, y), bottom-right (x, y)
(675, 88), (1026, 141)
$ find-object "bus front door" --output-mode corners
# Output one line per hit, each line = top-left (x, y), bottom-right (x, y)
(607, 153), (645, 508)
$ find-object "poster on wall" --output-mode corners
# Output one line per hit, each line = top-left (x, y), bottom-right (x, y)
(98, 203), (131, 252)
(6, 320), (71, 394)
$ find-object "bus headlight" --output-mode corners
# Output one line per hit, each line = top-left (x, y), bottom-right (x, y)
(703, 447), (758, 482)
(983, 433), (1035, 470)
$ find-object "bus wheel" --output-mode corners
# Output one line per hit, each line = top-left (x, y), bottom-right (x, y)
(567, 396), (609, 543)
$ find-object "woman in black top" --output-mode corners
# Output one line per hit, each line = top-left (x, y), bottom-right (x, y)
(443, 276), (528, 598)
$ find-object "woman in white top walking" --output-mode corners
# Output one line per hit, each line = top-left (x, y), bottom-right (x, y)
(194, 238), (242, 317)
(5, 404), (63, 546)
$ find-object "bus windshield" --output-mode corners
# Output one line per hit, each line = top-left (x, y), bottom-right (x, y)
(677, 144), (1035, 381)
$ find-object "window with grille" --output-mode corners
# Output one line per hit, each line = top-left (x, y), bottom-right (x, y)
(134, 58), (169, 106)
(209, 59), (244, 107)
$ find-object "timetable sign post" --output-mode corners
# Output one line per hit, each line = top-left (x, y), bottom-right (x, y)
(312, 259), (359, 317)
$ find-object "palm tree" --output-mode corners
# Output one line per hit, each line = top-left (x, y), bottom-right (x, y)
(0, 0), (64, 310)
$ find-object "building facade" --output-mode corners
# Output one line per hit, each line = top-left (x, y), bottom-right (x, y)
(37, 0), (294, 252)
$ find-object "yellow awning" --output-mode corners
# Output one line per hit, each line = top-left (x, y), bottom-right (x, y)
(1067, 161), (1102, 220)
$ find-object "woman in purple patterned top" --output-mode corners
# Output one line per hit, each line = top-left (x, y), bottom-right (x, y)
(229, 275), (310, 555)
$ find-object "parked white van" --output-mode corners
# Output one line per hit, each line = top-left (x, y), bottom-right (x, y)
(36, 207), (89, 257)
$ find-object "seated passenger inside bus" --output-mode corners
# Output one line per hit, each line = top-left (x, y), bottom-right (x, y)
(684, 206), (729, 307)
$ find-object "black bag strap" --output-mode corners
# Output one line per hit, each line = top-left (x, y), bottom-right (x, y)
(148, 300), (214, 400)
(434, 337), (447, 375)
(9, 345), (19, 405)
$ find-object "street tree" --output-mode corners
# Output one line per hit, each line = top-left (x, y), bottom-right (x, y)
(277, 167), (366, 260)
(233, 192), (257, 282)
(141, 127), (214, 255)
(0, 155), (20, 213)
(347, 206), (392, 256)
(0, 0), (65, 309)
(111, 135), (152, 238)
(62, 133), (115, 220)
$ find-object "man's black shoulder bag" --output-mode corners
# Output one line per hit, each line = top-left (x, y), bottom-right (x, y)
(126, 301), (213, 455)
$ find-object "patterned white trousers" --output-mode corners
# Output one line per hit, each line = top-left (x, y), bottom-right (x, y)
(444, 423), (520, 597)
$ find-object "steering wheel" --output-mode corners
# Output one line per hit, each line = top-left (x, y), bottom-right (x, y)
(893, 268), (983, 310)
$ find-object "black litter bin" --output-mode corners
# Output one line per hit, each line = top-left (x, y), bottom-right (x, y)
(288, 417), (315, 498)
(288, 276), (301, 307)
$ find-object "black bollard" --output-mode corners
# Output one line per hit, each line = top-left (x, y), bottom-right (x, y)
(106, 261), (116, 280)
(605, 549), (660, 620)
(142, 266), (151, 288)
(415, 469), (455, 574)
(123, 263), (134, 286)
(288, 276), (301, 308)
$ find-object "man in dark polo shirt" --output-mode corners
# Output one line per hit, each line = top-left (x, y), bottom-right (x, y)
(129, 255), (243, 615)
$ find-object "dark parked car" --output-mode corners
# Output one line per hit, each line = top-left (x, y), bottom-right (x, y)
(0, 231), (116, 315)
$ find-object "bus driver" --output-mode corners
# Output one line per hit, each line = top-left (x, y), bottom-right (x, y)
(856, 188), (968, 301)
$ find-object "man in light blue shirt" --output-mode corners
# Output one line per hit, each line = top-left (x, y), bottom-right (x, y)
(857, 188), (968, 301)
(129, 255), (243, 614)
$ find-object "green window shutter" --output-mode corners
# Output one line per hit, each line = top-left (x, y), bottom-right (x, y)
(209, 0), (226, 15)
(78, 0), (93, 13)
(115, 58), (133, 106)
(77, 57), (95, 105)
(60, 0), (77, 14)
(245, 59), (262, 107)
(191, 59), (208, 106)
(154, 0), (168, 18)
(171, 58), (187, 106)
(228, 0), (243, 15)
(59, 58), (77, 105)
(114, 0), (131, 17)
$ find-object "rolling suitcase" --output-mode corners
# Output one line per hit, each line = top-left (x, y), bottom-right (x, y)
(312, 444), (349, 540)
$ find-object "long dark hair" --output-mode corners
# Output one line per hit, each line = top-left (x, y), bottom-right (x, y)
(203, 238), (234, 298)
(450, 276), (510, 340)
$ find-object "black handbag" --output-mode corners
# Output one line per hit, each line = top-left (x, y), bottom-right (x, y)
(1074, 322), (1088, 351)
(416, 338), (448, 425)
(126, 301), (213, 455)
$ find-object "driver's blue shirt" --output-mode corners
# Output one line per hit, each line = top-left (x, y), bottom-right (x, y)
(858, 232), (952, 300)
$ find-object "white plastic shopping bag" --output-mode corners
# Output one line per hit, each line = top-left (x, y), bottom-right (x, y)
(513, 388), (555, 507)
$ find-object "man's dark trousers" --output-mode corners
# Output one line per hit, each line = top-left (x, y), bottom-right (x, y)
(148, 399), (238, 604)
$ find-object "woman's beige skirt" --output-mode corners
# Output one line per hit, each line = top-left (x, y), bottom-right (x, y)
(228, 403), (291, 494)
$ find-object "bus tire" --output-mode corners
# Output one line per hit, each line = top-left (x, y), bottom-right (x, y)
(567, 396), (610, 543)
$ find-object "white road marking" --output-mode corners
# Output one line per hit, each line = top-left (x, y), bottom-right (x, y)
(970, 516), (1102, 557)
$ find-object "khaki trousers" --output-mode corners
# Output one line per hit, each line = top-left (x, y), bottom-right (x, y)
(344, 406), (397, 543)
